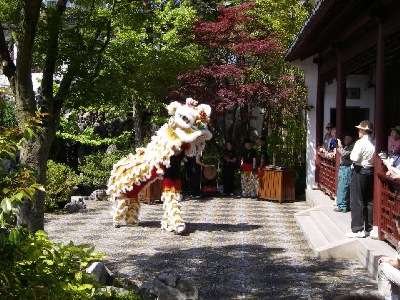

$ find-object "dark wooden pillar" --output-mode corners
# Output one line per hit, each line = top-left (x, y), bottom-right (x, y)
(374, 19), (385, 239)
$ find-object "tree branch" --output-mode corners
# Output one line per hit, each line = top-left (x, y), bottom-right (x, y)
(13, 0), (42, 123)
(41, 0), (68, 109)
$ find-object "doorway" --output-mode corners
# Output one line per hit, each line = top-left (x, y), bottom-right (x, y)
(330, 107), (370, 138)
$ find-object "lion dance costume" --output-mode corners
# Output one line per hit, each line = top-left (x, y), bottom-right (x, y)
(107, 98), (212, 234)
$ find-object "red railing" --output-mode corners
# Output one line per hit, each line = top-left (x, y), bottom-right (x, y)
(378, 172), (400, 247)
(317, 152), (336, 199)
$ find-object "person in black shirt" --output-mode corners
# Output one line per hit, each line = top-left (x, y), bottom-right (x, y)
(186, 154), (209, 199)
(240, 139), (258, 198)
(220, 141), (237, 196)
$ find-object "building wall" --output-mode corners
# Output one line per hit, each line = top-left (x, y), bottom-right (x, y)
(324, 74), (375, 127)
(295, 57), (318, 190)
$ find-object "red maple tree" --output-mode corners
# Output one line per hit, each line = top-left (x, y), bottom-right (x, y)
(170, 2), (294, 113)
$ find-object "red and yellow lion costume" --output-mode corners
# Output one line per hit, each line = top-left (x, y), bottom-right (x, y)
(107, 98), (212, 234)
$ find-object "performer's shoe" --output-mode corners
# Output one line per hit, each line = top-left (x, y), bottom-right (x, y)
(175, 224), (187, 235)
(345, 231), (369, 238)
(113, 222), (121, 228)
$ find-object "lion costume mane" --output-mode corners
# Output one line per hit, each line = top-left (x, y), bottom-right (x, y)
(107, 98), (212, 233)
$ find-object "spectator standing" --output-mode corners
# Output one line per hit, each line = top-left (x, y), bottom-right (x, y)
(334, 133), (354, 213)
(327, 127), (338, 153)
(323, 123), (333, 151)
(220, 141), (237, 196)
(240, 139), (258, 198)
(186, 154), (209, 200)
(346, 120), (375, 238)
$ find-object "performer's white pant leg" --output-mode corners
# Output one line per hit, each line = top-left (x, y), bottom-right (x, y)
(378, 262), (400, 299)
(111, 197), (140, 225)
(161, 190), (184, 232)
(111, 199), (128, 224)
(125, 198), (140, 225)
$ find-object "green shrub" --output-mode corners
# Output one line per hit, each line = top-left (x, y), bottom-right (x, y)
(0, 91), (17, 128)
(0, 228), (104, 299)
(78, 151), (128, 190)
(46, 160), (79, 210)
(0, 118), (142, 300)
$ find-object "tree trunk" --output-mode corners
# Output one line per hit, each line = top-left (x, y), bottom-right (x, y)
(132, 101), (142, 147)
(7, 0), (68, 232)
(227, 105), (238, 142)
(17, 129), (55, 232)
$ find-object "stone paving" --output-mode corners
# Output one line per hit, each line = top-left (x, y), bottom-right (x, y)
(44, 197), (378, 299)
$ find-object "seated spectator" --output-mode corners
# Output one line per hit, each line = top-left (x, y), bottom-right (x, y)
(377, 216), (400, 300)
(389, 126), (400, 156)
(382, 144), (400, 179)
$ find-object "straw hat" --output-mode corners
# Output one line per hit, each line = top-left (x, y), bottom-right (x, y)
(355, 120), (373, 132)
(203, 165), (217, 180)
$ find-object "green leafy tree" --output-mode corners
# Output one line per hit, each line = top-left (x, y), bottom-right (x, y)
(0, 0), (202, 232)
(171, 0), (310, 193)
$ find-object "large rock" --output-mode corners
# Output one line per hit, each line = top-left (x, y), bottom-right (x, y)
(139, 270), (198, 300)
(64, 196), (86, 213)
(86, 262), (114, 286)
(64, 202), (86, 213)
(89, 189), (107, 201)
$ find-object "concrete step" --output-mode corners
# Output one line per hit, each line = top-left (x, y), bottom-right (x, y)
(299, 189), (398, 278)
(295, 215), (329, 251)
(309, 210), (346, 243)
(295, 208), (357, 259)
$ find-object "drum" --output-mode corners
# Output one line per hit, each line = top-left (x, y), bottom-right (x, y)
(203, 165), (217, 180)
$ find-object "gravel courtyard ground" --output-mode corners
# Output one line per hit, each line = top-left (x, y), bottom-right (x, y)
(44, 197), (378, 300)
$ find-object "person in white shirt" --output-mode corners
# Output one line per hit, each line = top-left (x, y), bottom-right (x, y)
(345, 120), (375, 238)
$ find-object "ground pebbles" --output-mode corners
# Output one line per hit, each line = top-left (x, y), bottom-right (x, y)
(45, 197), (377, 300)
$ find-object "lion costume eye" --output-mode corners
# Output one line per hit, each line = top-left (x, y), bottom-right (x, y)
(181, 115), (190, 124)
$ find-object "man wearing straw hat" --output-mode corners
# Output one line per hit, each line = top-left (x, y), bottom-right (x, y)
(346, 120), (375, 238)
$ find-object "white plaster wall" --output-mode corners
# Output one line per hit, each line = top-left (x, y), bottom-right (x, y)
(323, 80), (336, 127)
(294, 57), (318, 190)
(347, 74), (375, 124)
(324, 74), (375, 126)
